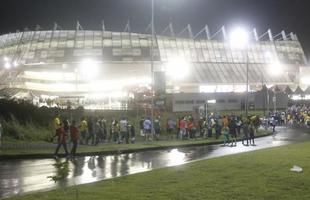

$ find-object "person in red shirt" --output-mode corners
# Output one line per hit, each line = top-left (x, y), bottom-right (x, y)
(54, 122), (69, 157)
(70, 120), (79, 155)
(179, 117), (187, 139)
(188, 117), (196, 139)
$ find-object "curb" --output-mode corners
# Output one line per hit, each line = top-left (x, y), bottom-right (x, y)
(0, 133), (272, 160)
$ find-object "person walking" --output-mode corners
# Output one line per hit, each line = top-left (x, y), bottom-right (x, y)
(95, 119), (103, 145)
(187, 117), (196, 139)
(154, 116), (161, 141)
(79, 117), (88, 145)
(128, 122), (136, 143)
(63, 118), (70, 139)
(228, 118), (237, 147)
(139, 118), (145, 137)
(215, 120), (221, 139)
(143, 117), (152, 141)
(111, 119), (120, 144)
(166, 118), (176, 140)
(249, 122), (255, 145)
(70, 120), (79, 156)
(176, 117), (181, 139)
(242, 121), (249, 146)
(271, 116), (277, 133)
(222, 116), (229, 127)
(179, 117), (187, 140)
(101, 117), (107, 141)
(119, 117), (129, 144)
(86, 117), (95, 145)
(223, 126), (230, 146)
(236, 117), (242, 137)
(207, 119), (213, 138)
(203, 117), (208, 138)
(53, 114), (61, 141)
(54, 122), (69, 158)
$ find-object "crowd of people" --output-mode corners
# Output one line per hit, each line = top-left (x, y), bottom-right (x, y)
(53, 114), (137, 157)
(53, 113), (264, 157)
(286, 104), (310, 128)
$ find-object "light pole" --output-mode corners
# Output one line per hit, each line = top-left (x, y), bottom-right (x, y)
(267, 86), (270, 116)
(268, 62), (283, 115)
(261, 73), (270, 117)
(150, 0), (155, 129)
(229, 27), (250, 117)
(273, 92), (276, 114)
(245, 53), (249, 117)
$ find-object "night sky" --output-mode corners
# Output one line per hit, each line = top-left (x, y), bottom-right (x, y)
(1, 0), (310, 60)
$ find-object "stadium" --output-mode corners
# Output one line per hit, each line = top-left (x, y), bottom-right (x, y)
(0, 22), (308, 111)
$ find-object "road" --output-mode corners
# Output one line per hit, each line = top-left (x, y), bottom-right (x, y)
(0, 126), (309, 199)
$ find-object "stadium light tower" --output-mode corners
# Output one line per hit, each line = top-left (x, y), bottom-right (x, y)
(229, 27), (250, 117)
(229, 28), (249, 49)
(268, 61), (283, 114)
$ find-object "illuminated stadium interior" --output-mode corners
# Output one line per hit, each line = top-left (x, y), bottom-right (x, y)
(0, 22), (307, 109)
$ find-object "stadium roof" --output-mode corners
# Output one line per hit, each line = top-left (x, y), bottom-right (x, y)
(0, 23), (307, 97)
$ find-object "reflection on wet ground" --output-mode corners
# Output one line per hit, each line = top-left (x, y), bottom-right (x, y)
(1, 126), (309, 199)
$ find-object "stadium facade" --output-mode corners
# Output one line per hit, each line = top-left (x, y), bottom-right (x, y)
(0, 22), (308, 110)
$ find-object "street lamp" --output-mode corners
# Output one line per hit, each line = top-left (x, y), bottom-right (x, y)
(229, 27), (250, 117)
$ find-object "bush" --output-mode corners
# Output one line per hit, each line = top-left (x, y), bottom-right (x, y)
(1, 115), (52, 142)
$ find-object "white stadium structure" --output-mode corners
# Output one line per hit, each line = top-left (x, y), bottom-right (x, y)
(0, 22), (308, 111)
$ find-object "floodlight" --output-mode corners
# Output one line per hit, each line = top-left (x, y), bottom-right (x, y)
(13, 61), (19, 67)
(79, 59), (100, 80)
(268, 62), (283, 77)
(229, 27), (249, 49)
(3, 57), (9, 62)
(165, 57), (190, 80)
(4, 62), (11, 69)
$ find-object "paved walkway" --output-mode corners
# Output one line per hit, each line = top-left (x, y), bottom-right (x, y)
(0, 126), (309, 199)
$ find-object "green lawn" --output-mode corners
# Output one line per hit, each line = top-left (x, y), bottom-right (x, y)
(1, 130), (270, 156)
(8, 140), (310, 200)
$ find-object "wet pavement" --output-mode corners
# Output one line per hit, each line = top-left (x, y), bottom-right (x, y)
(1, 126), (309, 199)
